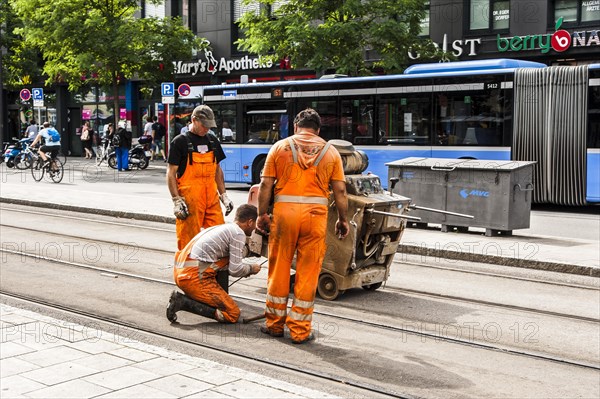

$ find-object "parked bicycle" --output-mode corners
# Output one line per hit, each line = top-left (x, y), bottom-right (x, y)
(95, 138), (112, 166)
(30, 148), (64, 183)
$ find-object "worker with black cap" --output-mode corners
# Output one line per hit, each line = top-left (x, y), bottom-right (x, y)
(166, 105), (234, 250)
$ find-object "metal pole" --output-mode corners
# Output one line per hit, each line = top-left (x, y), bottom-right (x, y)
(409, 205), (474, 219)
(365, 208), (422, 221)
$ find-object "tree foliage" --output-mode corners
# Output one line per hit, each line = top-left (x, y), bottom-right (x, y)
(0, 1), (42, 89)
(10, 0), (204, 123)
(236, 0), (445, 76)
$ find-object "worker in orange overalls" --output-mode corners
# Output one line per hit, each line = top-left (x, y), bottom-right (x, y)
(257, 108), (349, 344)
(166, 105), (234, 250)
(166, 204), (262, 323)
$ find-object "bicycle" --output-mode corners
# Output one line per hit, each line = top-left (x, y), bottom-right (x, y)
(95, 138), (112, 166)
(30, 148), (64, 183)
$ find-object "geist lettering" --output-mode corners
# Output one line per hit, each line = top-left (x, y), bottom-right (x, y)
(409, 34), (481, 60)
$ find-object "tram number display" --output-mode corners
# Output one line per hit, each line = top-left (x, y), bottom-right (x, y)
(271, 88), (284, 98)
(485, 82), (501, 91)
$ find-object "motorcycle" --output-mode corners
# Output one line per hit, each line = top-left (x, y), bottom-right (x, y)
(3, 138), (33, 169)
(107, 136), (151, 170)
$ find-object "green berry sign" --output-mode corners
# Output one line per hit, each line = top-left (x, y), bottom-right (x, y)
(497, 18), (600, 54)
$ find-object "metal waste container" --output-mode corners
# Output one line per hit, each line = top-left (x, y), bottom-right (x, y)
(386, 157), (536, 236)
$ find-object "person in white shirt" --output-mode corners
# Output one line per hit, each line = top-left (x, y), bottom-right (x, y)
(221, 121), (234, 142)
(180, 121), (191, 135)
(167, 204), (262, 324)
(31, 122), (61, 166)
(25, 120), (38, 139)
(143, 116), (153, 137)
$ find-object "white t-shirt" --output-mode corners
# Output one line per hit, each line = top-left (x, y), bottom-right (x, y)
(188, 224), (250, 277)
(144, 122), (153, 136)
(25, 124), (39, 139)
(222, 128), (234, 140)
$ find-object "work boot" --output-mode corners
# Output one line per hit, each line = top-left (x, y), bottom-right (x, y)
(166, 291), (184, 323)
(285, 330), (316, 344)
(180, 294), (218, 320)
(260, 325), (284, 338)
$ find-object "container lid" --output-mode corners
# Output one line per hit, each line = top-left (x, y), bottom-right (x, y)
(386, 157), (536, 170)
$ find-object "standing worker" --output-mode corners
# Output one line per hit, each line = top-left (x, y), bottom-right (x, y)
(257, 108), (349, 344)
(166, 105), (234, 250)
(166, 204), (262, 323)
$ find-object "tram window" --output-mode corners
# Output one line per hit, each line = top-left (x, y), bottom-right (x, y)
(378, 95), (431, 145)
(175, 101), (201, 134)
(210, 104), (237, 142)
(243, 108), (288, 144)
(341, 98), (374, 145)
(434, 90), (505, 146)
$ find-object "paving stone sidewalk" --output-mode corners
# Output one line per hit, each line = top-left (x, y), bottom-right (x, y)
(1, 304), (337, 399)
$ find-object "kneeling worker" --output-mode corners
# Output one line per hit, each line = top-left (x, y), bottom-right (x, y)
(167, 204), (262, 324)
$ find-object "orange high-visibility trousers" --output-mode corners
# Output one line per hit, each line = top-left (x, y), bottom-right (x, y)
(265, 202), (327, 341)
(175, 151), (224, 250)
(174, 249), (239, 323)
(173, 266), (239, 323)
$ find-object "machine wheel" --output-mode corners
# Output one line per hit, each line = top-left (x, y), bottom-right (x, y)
(251, 157), (266, 185)
(317, 273), (344, 301)
(362, 282), (382, 291)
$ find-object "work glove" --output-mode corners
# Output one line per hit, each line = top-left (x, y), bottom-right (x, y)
(172, 195), (189, 220)
(220, 192), (234, 216)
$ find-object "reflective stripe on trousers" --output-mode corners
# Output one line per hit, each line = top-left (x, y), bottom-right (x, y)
(265, 202), (327, 341)
(173, 238), (237, 323)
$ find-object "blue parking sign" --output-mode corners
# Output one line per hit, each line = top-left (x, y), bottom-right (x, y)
(32, 88), (44, 100)
(161, 82), (175, 97)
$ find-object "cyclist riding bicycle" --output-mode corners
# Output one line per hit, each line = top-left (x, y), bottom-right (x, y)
(31, 122), (61, 169)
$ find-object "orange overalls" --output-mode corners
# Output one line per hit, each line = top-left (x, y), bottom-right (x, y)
(173, 229), (239, 323)
(176, 151), (224, 250)
(264, 136), (339, 342)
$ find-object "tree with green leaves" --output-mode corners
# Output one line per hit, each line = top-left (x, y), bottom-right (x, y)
(10, 0), (204, 126)
(236, 0), (444, 76)
(0, 1), (42, 89)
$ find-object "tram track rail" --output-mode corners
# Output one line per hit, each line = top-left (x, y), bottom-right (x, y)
(2, 246), (599, 372)
(2, 220), (598, 321)
(0, 291), (408, 399)
(3, 204), (597, 292)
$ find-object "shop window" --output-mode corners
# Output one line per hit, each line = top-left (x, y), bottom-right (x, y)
(555, 0), (600, 24)
(469, 0), (510, 31)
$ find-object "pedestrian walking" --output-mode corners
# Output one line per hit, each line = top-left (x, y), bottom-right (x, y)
(257, 108), (349, 344)
(151, 115), (167, 161)
(166, 105), (234, 250)
(166, 204), (262, 324)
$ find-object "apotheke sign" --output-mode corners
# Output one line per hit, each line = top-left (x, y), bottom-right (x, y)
(174, 41), (273, 77)
(497, 17), (600, 54)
